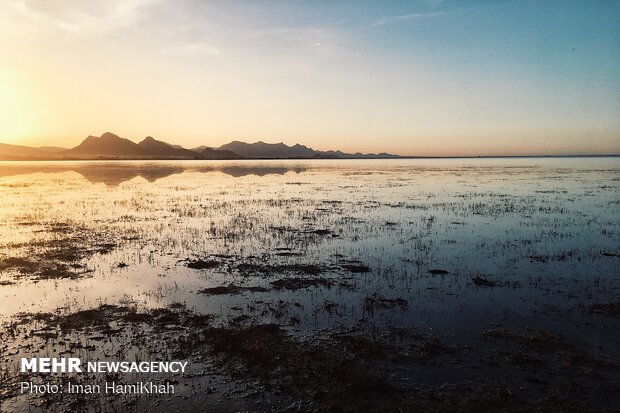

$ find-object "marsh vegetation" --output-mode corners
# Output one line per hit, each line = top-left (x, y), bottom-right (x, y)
(0, 158), (618, 412)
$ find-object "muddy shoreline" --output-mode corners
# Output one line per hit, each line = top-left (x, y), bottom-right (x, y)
(2, 300), (618, 412)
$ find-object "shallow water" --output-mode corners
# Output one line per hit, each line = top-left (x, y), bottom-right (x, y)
(1, 158), (619, 411)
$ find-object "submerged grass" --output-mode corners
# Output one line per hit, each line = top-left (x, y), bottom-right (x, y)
(0, 222), (118, 281)
(1, 160), (619, 411)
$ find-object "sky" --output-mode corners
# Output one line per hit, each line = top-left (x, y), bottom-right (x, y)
(0, 0), (619, 156)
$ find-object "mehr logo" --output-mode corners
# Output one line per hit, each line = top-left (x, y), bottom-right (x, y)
(21, 358), (82, 373)
(20, 358), (189, 373)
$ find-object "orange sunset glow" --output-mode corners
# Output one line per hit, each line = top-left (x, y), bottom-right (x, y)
(0, 1), (618, 156)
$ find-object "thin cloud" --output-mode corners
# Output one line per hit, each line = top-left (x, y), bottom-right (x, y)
(372, 10), (451, 27)
(11, 0), (166, 34)
(162, 42), (220, 57)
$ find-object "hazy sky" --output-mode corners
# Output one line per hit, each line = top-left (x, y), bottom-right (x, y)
(0, 0), (619, 155)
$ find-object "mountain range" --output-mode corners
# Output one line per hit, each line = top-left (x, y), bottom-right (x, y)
(0, 132), (399, 160)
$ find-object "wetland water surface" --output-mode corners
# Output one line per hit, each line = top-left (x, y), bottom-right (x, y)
(0, 158), (619, 412)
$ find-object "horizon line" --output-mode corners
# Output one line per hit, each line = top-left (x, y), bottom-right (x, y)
(1, 154), (619, 162)
(1, 135), (619, 159)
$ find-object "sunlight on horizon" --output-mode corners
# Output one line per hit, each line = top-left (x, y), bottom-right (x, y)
(0, 66), (39, 144)
(0, 1), (619, 155)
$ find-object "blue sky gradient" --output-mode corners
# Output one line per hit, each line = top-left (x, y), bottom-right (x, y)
(0, 0), (618, 155)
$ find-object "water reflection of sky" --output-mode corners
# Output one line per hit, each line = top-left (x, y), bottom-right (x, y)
(0, 157), (618, 185)
(0, 161), (310, 185)
(0, 158), (618, 356)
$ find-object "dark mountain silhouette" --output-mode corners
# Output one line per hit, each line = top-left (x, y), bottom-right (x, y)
(38, 146), (67, 153)
(62, 132), (245, 159)
(1, 132), (400, 160)
(218, 141), (316, 158)
(138, 136), (199, 158)
(0, 143), (67, 159)
(64, 132), (148, 158)
(201, 147), (243, 160)
(192, 145), (243, 159)
(218, 140), (399, 159)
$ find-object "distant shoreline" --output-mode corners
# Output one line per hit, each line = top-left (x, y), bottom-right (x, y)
(1, 154), (619, 162)
(3, 133), (619, 162)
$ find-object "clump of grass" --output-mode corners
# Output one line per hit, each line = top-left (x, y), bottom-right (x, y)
(198, 284), (269, 295)
(363, 294), (408, 311)
(472, 275), (498, 287)
(271, 277), (332, 291)
(583, 302), (620, 317)
(185, 258), (221, 270)
(0, 223), (117, 281)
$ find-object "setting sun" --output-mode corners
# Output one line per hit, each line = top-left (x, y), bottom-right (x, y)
(0, 1), (618, 155)
(0, 67), (38, 144)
